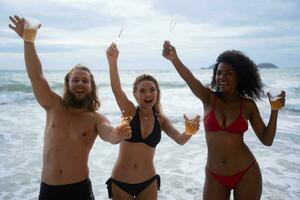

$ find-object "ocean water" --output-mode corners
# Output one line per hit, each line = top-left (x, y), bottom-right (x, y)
(0, 68), (299, 200)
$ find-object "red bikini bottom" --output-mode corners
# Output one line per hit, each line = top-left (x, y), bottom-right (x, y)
(206, 160), (256, 189)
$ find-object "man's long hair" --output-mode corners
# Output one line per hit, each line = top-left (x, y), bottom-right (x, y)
(62, 64), (100, 111)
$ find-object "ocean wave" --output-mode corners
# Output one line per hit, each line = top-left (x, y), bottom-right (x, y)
(96, 83), (113, 88)
(284, 107), (300, 114)
(0, 83), (32, 93)
(0, 80), (193, 91)
(0, 93), (35, 105)
(159, 82), (187, 89)
(50, 82), (64, 90)
(291, 86), (300, 93)
(0, 82), (66, 93)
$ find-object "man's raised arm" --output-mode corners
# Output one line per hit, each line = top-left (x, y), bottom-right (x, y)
(9, 15), (57, 109)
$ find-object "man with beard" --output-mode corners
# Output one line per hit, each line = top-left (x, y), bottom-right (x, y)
(9, 15), (132, 200)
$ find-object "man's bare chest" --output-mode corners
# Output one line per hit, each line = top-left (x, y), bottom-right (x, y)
(45, 111), (98, 145)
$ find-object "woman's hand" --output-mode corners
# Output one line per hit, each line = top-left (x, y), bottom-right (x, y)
(106, 43), (119, 64)
(162, 41), (178, 61)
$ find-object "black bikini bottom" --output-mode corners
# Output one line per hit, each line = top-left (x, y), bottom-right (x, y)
(106, 175), (160, 198)
(38, 178), (94, 200)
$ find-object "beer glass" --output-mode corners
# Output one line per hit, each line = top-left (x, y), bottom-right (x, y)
(184, 114), (199, 135)
(269, 93), (284, 110)
(23, 17), (40, 43)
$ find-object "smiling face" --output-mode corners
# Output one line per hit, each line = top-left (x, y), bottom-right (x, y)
(63, 66), (100, 111)
(134, 80), (158, 109)
(215, 62), (239, 93)
(68, 69), (92, 100)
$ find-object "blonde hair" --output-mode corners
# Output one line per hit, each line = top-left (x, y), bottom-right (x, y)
(133, 74), (162, 114)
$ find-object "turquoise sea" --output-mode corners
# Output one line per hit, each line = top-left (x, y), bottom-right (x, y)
(0, 68), (299, 199)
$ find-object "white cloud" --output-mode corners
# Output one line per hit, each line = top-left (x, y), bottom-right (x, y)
(1, 0), (300, 69)
(2, 0), (156, 18)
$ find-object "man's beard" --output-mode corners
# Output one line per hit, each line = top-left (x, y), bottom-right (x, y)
(63, 92), (92, 109)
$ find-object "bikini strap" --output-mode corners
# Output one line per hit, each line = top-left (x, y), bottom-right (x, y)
(105, 178), (113, 199)
(156, 175), (161, 191)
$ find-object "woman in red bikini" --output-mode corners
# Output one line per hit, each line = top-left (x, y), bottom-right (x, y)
(162, 41), (286, 200)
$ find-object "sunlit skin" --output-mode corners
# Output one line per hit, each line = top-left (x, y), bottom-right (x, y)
(110, 80), (159, 199)
(162, 41), (286, 200)
(8, 15), (132, 190)
(134, 81), (158, 110)
(108, 79), (161, 200)
(215, 63), (240, 95)
(68, 70), (92, 100)
(106, 43), (200, 199)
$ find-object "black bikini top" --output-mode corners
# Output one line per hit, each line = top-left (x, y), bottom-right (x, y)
(125, 107), (161, 148)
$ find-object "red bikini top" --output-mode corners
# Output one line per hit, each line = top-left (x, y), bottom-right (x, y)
(204, 95), (248, 134)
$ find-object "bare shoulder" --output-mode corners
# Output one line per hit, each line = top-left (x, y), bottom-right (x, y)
(156, 113), (170, 129)
(242, 98), (259, 118)
(243, 98), (257, 108)
(203, 91), (218, 111)
(156, 112), (167, 120)
(94, 112), (110, 124)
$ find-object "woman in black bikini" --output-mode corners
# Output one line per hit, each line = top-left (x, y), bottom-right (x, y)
(105, 43), (201, 199)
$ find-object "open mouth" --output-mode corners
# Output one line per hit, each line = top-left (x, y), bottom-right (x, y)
(218, 81), (228, 88)
(75, 90), (85, 94)
(73, 90), (86, 97)
(219, 81), (228, 86)
(144, 99), (153, 104)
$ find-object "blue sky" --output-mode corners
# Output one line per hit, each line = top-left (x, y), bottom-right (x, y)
(1, 0), (299, 70)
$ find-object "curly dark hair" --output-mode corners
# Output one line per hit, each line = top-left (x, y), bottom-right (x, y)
(210, 50), (264, 100)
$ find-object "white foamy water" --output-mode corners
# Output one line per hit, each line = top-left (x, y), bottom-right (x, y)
(0, 68), (299, 200)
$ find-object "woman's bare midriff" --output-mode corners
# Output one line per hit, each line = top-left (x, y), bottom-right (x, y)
(111, 141), (156, 183)
(205, 131), (255, 175)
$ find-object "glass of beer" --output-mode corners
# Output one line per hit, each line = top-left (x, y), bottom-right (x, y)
(23, 17), (41, 43)
(184, 114), (199, 135)
(268, 91), (284, 110)
(121, 115), (133, 125)
(120, 110), (133, 125)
